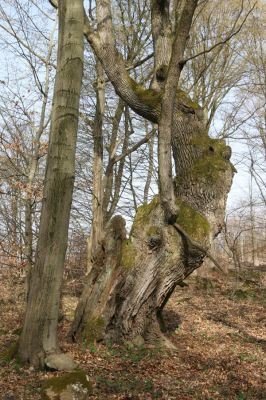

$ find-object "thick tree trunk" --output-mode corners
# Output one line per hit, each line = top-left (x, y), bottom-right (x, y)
(70, 101), (234, 345)
(18, 0), (84, 369)
(24, 23), (55, 298)
(70, 0), (234, 347)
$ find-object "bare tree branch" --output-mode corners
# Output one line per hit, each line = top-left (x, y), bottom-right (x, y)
(181, 1), (257, 65)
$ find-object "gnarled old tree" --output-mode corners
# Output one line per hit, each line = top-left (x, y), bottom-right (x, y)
(70, 0), (236, 345)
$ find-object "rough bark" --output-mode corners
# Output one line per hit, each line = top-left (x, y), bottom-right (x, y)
(70, 104), (234, 345)
(24, 22), (56, 297)
(150, 0), (173, 91)
(158, 0), (198, 222)
(18, 0), (84, 369)
(70, 0), (234, 346)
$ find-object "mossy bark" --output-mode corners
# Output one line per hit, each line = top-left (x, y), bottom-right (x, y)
(71, 119), (233, 345)
(77, 0), (234, 347)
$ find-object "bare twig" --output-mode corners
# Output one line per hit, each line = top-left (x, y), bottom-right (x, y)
(114, 129), (156, 163)
(181, 2), (257, 65)
(173, 223), (226, 274)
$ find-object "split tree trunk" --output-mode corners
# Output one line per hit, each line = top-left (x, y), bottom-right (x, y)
(71, 0), (234, 347)
(18, 0), (84, 369)
(70, 97), (234, 345)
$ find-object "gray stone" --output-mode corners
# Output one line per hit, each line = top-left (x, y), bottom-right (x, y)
(44, 353), (77, 372)
(132, 335), (145, 347)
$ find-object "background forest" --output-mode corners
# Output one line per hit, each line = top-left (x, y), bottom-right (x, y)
(0, 0), (265, 273)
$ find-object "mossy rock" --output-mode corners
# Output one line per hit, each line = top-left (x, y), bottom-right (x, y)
(84, 317), (105, 344)
(41, 370), (92, 400)
(175, 199), (210, 242)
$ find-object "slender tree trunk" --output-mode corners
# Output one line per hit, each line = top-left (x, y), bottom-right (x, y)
(18, 0), (84, 369)
(143, 121), (154, 204)
(158, 0), (198, 222)
(87, 61), (105, 273)
(102, 99), (125, 222)
(24, 21), (56, 296)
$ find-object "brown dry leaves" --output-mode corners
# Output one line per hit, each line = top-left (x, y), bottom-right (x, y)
(0, 268), (265, 400)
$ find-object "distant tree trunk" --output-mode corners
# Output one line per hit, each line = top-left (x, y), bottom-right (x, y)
(18, 0), (84, 369)
(87, 60), (105, 273)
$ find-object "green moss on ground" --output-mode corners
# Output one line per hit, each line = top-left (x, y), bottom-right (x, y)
(41, 370), (92, 399)
(175, 199), (210, 242)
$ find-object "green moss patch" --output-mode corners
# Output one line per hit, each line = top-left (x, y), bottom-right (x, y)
(121, 239), (136, 269)
(84, 317), (105, 344)
(189, 135), (232, 182)
(230, 287), (266, 303)
(175, 199), (210, 242)
(131, 196), (159, 233)
(96, 374), (161, 397)
(146, 226), (161, 238)
(176, 89), (200, 110)
(41, 370), (92, 399)
(129, 78), (161, 108)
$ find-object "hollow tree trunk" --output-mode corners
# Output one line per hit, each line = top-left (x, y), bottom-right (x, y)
(18, 0), (84, 369)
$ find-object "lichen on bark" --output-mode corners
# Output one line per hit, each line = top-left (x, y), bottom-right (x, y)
(131, 196), (159, 233)
(189, 134), (233, 182)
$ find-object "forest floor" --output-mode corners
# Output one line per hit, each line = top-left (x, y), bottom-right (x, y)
(0, 266), (265, 400)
